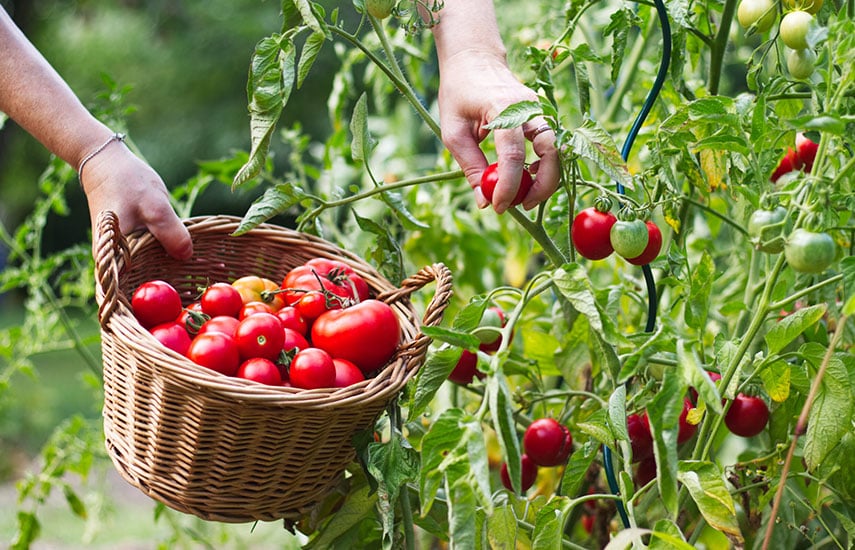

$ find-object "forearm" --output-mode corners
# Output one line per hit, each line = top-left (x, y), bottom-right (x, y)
(430, 0), (507, 64)
(0, 8), (112, 170)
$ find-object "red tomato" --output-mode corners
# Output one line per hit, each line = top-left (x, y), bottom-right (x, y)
(333, 358), (365, 387)
(289, 348), (336, 389)
(282, 327), (311, 353)
(677, 397), (698, 444)
(523, 418), (574, 467)
(581, 514), (595, 535)
(200, 282), (244, 318)
(237, 357), (282, 385)
(571, 207), (617, 260)
(479, 162), (535, 208)
(239, 301), (275, 319)
(187, 332), (240, 376)
(478, 307), (512, 353)
(177, 301), (208, 336)
(635, 456), (657, 486)
(197, 315), (240, 337)
(500, 454), (538, 493)
(276, 306), (309, 336)
(795, 132), (818, 172)
(234, 312), (286, 361)
(770, 147), (801, 182)
(149, 321), (192, 356)
(281, 258), (370, 306)
(725, 394), (769, 437)
(297, 290), (338, 320)
(448, 350), (484, 385)
(132, 280), (183, 329)
(311, 300), (400, 374)
(627, 413), (653, 463)
(625, 221), (663, 266)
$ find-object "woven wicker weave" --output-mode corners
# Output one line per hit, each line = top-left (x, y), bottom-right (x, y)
(94, 211), (452, 523)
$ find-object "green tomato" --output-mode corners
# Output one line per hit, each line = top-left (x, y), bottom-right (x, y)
(779, 10), (813, 50)
(737, 0), (777, 32)
(747, 207), (788, 253)
(786, 48), (816, 79)
(610, 219), (650, 259)
(366, 0), (395, 19)
(784, 228), (837, 273)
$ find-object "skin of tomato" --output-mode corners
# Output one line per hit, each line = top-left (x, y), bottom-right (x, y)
(333, 358), (366, 387)
(725, 394), (769, 437)
(200, 283), (244, 318)
(237, 357), (283, 386)
(276, 306), (309, 336)
(197, 315), (240, 337)
(795, 133), (819, 172)
(571, 208), (617, 260)
(627, 413), (653, 463)
(132, 280), (183, 329)
(289, 348), (337, 389)
(748, 207), (788, 253)
(478, 307), (511, 352)
(784, 229), (837, 273)
(779, 10), (812, 50)
(610, 219), (650, 259)
(187, 333), (240, 376)
(523, 418), (574, 467)
(149, 321), (192, 356)
(282, 327), (310, 353)
(311, 300), (401, 374)
(235, 312), (286, 361)
(232, 276), (285, 311)
(737, 0), (776, 31)
(297, 290), (338, 320)
(771, 148), (800, 182)
(448, 349), (484, 385)
(500, 454), (538, 493)
(480, 162), (534, 207)
(787, 47), (816, 80)
(626, 221), (663, 266)
(239, 301), (275, 319)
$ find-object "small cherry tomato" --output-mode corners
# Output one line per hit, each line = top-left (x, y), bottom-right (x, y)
(232, 275), (286, 311)
(625, 221), (663, 266)
(448, 350), (484, 385)
(178, 301), (208, 336)
(635, 456), (657, 486)
(239, 301), (276, 319)
(149, 321), (192, 356)
(478, 307), (511, 353)
(276, 306), (309, 336)
(297, 290), (338, 320)
(132, 280), (183, 329)
(737, 0), (776, 32)
(333, 358), (366, 387)
(237, 357), (283, 386)
(787, 47), (816, 80)
(235, 312), (286, 361)
(748, 207), (788, 253)
(282, 327), (311, 354)
(523, 418), (574, 467)
(479, 162), (534, 208)
(779, 10), (813, 50)
(289, 347), (336, 389)
(197, 315), (240, 337)
(200, 282), (244, 318)
(784, 228), (836, 273)
(187, 332), (240, 376)
(610, 219), (650, 259)
(500, 454), (538, 493)
(725, 394), (769, 437)
(571, 207), (617, 260)
(627, 413), (653, 463)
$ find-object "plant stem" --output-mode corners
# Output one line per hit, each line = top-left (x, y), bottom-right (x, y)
(708, 0), (738, 95)
(508, 208), (569, 267)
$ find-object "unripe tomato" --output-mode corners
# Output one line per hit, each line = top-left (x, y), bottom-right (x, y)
(784, 228), (836, 273)
(783, 0), (822, 15)
(500, 454), (538, 493)
(779, 10), (813, 50)
(237, 357), (282, 386)
(610, 219), (650, 259)
(725, 394), (769, 437)
(478, 307), (511, 353)
(737, 0), (777, 32)
(480, 162), (535, 208)
(366, 0), (395, 19)
(289, 347), (336, 389)
(523, 418), (574, 467)
(132, 280), (183, 329)
(231, 276), (285, 311)
(787, 47), (816, 80)
(571, 207), (617, 260)
(747, 206), (788, 253)
(626, 221), (663, 266)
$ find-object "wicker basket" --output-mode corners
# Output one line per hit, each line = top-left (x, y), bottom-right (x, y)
(94, 211), (452, 523)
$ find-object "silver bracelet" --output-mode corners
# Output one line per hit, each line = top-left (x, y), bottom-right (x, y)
(77, 132), (126, 182)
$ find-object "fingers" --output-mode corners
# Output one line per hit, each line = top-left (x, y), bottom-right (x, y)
(489, 117), (559, 213)
(442, 120), (492, 209)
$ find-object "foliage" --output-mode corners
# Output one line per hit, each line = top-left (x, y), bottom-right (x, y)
(2, 0), (855, 548)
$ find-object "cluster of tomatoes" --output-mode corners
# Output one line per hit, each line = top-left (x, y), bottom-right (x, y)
(571, 205), (663, 265)
(737, 0), (822, 79)
(499, 418), (575, 494)
(628, 371), (769, 486)
(130, 258), (400, 390)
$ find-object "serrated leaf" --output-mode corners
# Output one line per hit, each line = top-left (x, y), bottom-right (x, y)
(568, 120), (633, 188)
(678, 461), (743, 541)
(760, 359), (791, 402)
(483, 100), (542, 130)
(804, 352), (853, 471)
(353, 212), (404, 284)
(531, 497), (571, 548)
(765, 304), (826, 354)
(647, 368), (686, 518)
(560, 440), (599, 498)
(487, 504), (521, 549)
(489, 375), (522, 493)
(576, 409), (616, 447)
(233, 183), (307, 235)
(292, 0), (323, 34)
(366, 438), (420, 546)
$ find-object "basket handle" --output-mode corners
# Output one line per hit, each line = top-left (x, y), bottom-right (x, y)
(94, 210), (132, 327)
(376, 262), (453, 338)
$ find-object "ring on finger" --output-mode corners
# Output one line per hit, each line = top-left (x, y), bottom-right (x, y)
(524, 123), (552, 140)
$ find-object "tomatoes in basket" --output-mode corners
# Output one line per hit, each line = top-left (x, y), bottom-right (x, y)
(276, 306), (309, 336)
(132, 280), (183, 328)
(197, 315), (239, 337)
(234, 312), (286, 361)
(187, 332), (240, 376)
(333, 358), (366, 387)
(149, 321), (192, 356)
(237, 357), (283, 386)
(201, 282), (244, 318)
(311, 299), (400, 374)
(289, 347), (336, 389)
(231, 275), (285, 311)
(281, 258), (370, 307)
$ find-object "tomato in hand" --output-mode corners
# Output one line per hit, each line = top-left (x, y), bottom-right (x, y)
(448, 350), (484, 385)
(479, 162), (534, 208)
(311, 300), (400, 374)
(333, 358), (365, 387)
(289, 347), (336, 389)
(523, 418), (574, 467)
(237, 357), (282, 386)
(187, 332), (240, 376)
(784, 228), (836, 273)
(610, 219), (650, 259)
(500, 454), (538, 493)
(725, 394), (769, 437)
(149, 321), (192, 356)
(627, 413), (653, 463)
(235, 312), (286, 361)
(200, 282), (244, 318)
(132, 280), (183, 329)
(571, 207), (617, 260)
(626, 221), (663, 266)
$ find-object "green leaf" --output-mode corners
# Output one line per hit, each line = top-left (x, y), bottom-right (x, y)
(685, 251), (714, 331)
(680, 341), (722, 414)
(353, 212), (404, 285)
(448, 478), (478, 549)
(380, 190), (430, 231)
(608, 385), (629, 442)
(483, 100), (542, 130)
(841, 256), (855, 306)
(304, 473), (378, 549)
(646, 368), (686, 518)
(560, 440), (599, 498)
(487, 504), (522, 549)
(366, 438), (420, 547)
(531, 497), (571, 548)
(765, 304), (826, 355)
(551, 264), (613, 341)
(292, 0), (323, 34)
(677, 461), (743, 542)
(568, 119), (633, 188)
(803, 351), (853, 471)
(233, 183), (307, 235)
(693, 133), (750, 156)
(420, 326), (481, 349)
(759, 359), (791, 403)
(408, 346), (463, 419)
(576, 409), (616, 448)
(63, 484), (87, 520)
(297, 31), (326, 88)
(350, 92), (375, 163)
(648, 519), (688, 549)
(589, 326), (621, 385)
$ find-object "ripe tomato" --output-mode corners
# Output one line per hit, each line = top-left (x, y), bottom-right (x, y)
(779, 10), (812, 50)
(627, 413), (653, 463)
(747, 207), (787, 253)
(725, 394), (769, 437)
(626, 221), (663, 266)
(523, 418), (574, 467)
(333, 358), (365, 387)
(197, 315), (240, 337)
(234, 312), (286, 361)
(677, 397), (698, 444)
(149, 321), (192, 356)
(581, 514), (595, 535)
(610, 219), (650, 259)
(289, 347), (336, 389)
(231, 276), (285, 311)
(784, 228), (837, 273)
(132, 280), (183, 329)
(771, 147), (800, 182)
(500, 454), (538, 493)
(571, 207), (617, 260)
(237, 357), (282, 386)
(737, 0), (777, 32)
(311, 300), (400, 374)
(178, 301), (207, 336)
(276, 306), (309, 336)
(448, 350), (484, 385)
(282, 327), (310, 353)
(795, 132), (819, 172)
(787, 47), (816, 80)
(479, 162), (535, 208)
(281, 258), (369, 306)
(200, 282), (244, 318)
(297, 290), (339, 320)
(187, 332), (240, 376)
(239, 301), (275, 319)
(635, 456), (657, 486)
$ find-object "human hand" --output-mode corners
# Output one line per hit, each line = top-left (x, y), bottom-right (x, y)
(80, 141), (193, 261)
(436, 51), (559, 214)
